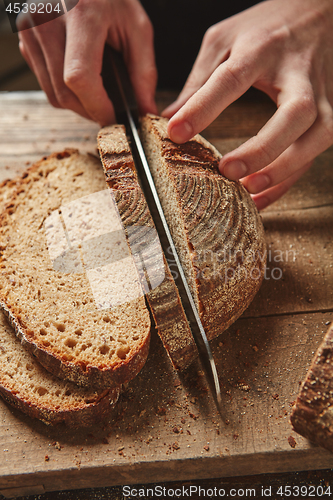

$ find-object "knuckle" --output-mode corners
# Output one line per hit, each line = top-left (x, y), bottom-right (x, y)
(286, 92), (318, 126)
(266, 26), (289, 47)
(238, 26), (288, 61)
(202, 22), (225, 51)
(63, 67), (87, 92)
(137, 12), (152, 32)
(203, 24), (220, 44)
(75, 0), (98, 12)
(258, 26), (289, 50)
(72, 0), (104, 24)
(224, 60), (247, 88)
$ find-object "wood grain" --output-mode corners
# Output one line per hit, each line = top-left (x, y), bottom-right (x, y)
(0, 91), (332, 497)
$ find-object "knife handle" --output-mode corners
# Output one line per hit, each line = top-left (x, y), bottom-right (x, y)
(102, 44), (139, 127)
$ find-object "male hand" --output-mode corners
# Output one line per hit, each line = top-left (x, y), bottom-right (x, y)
(18, 0), (158, 126)
(163, 0), (333, 209)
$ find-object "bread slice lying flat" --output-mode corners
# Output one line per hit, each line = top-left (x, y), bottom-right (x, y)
(141, 115), (266, 340)
(98, 125), (197, 370)
(290, 322), (333, 452)
(0, 150), (151, 388)
(0, 309), (120, 426)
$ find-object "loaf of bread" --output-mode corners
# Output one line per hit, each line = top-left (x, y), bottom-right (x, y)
(98, 125), (197, 370)
(0, 150), (151, 389)
(0, 309), (120, 426)
(140, 115), (266, 341)
(290, 322), (333, 452)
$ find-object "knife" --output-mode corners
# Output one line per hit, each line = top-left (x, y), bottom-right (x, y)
(101, 44), (223, 418)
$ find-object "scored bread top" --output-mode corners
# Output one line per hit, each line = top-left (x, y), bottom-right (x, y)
(141, 115), (267, 341)
(0, 149), (151, 388)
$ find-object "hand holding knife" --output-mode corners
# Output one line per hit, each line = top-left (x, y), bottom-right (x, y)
(102, 44), (223, 418)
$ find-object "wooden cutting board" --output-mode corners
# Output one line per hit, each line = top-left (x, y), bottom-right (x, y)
(0, 91), (333, 498)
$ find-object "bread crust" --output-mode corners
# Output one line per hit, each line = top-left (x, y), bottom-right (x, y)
(141, 115), (267, 341)
(1, 301), (150, 389)
(0, 149), (151, 389)
(98, 125), (197, 370)
(0, 380), (119, 427)
(290, 322), (333, 452)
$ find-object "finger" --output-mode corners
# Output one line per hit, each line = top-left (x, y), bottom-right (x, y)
(124, 17), (158, 115)
(251, 162), (312, 211)
(33, 21), (91, 120)
(64, 12), (115, 126)
(167, 51), (260, 143)
(162, 24), (230, 118)
(242, 95), (333, 194)
(219, 76), (317, 181)
(18, 29), (60, 108)
(18, 38), (33, 71)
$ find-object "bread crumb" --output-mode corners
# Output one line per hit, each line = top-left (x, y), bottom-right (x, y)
(288, 436), (297, 448)
(53, 441), (62, 451)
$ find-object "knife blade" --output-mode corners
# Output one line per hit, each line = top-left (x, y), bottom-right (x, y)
(102, 44), (223, 417)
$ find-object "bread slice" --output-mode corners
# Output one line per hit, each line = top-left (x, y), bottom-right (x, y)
(0, 150), (151, 388)
(98, 125), (197, 370)
(0, 309), (120, 426)
(290, 322), (333, 452)
(140, 115), (266, 340)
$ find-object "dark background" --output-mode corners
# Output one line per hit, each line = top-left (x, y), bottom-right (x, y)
(0, 1), (40, 91)
(0, 0), (261, 93)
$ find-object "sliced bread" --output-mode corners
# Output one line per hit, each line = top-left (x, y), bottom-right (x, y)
(0, 150), (151, 388)
(98, 125), (197, 370)
(0, 309), (120, 426)
(140, 115), (266, 340)
(290, 322), (333, 452)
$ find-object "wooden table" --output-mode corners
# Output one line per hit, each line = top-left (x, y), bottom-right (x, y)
(0, 90), (332, 499)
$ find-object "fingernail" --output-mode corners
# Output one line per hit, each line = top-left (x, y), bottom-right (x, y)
(222, 160), (247, 180)
(247, 174), (270, 193)
(169, 121), (193, 143)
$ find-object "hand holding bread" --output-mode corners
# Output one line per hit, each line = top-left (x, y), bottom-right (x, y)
(163, 0), (333, 210)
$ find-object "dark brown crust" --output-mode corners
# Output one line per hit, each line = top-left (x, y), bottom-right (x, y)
(98, 125), (197, 370)
(141, 115), (267, 341)
(0, 383), (119, 427)
(290, 322), (333, 452)
(0, 149), (151, 389)
(1, 301), (150, 389)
